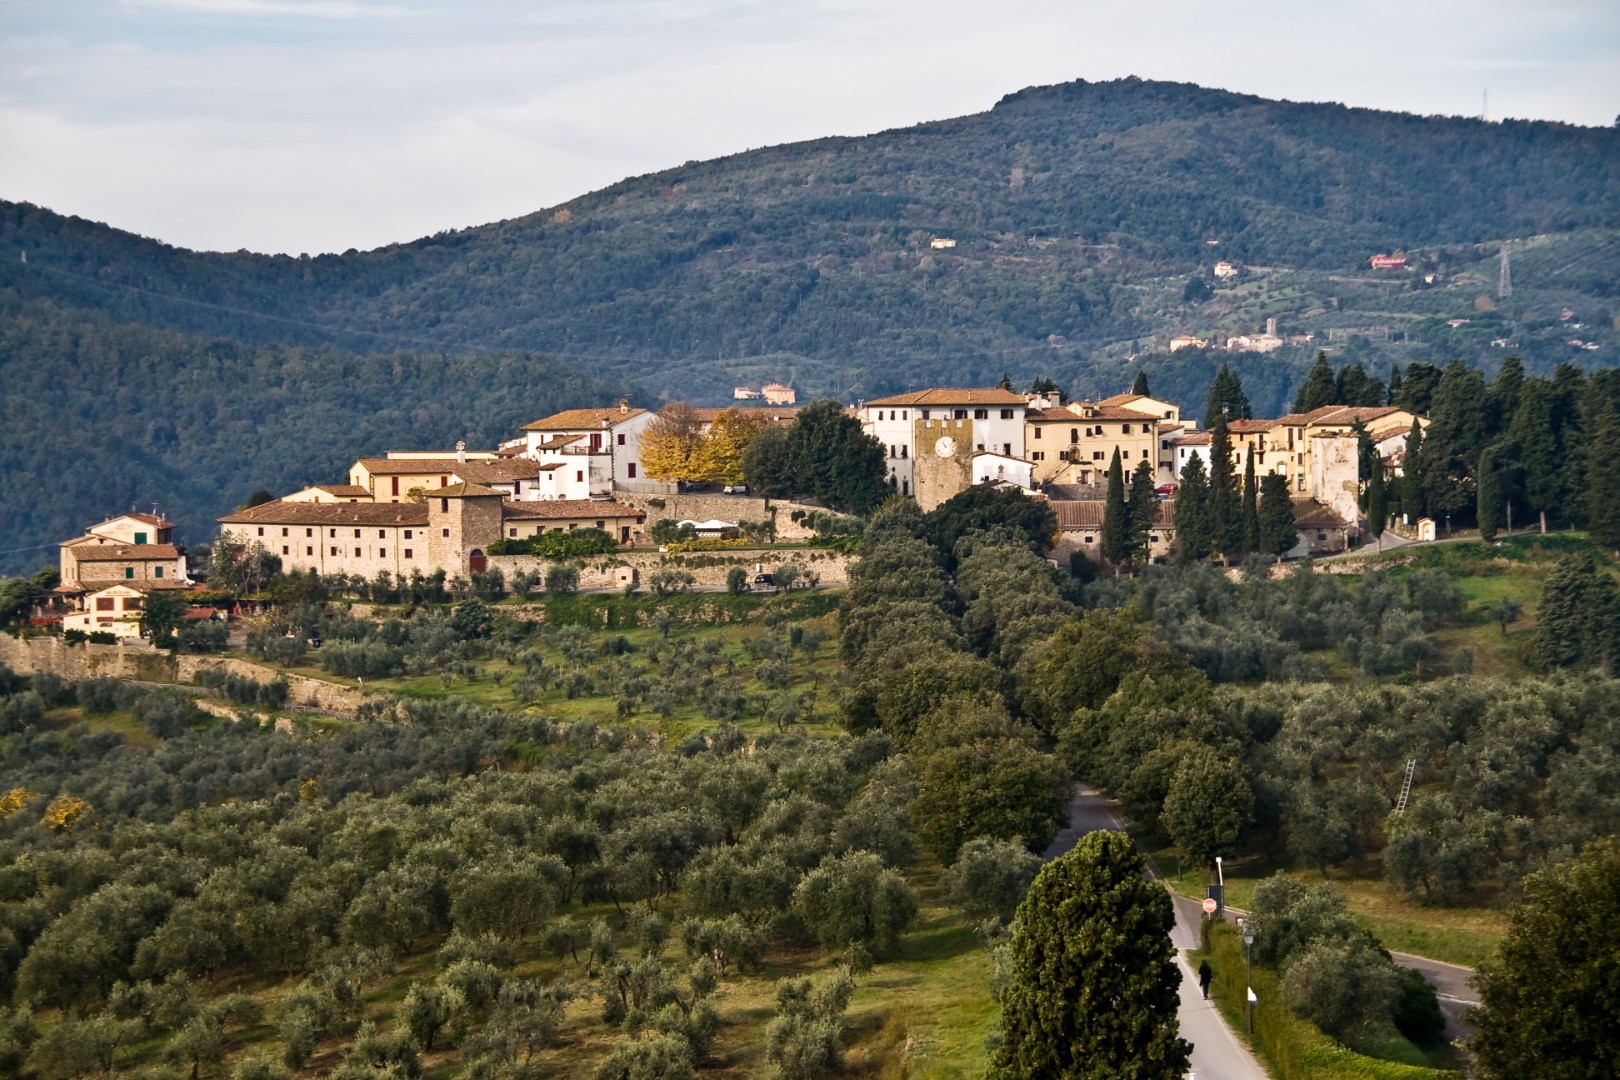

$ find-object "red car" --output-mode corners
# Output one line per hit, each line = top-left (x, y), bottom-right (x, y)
(1155, 484), (1177, 496)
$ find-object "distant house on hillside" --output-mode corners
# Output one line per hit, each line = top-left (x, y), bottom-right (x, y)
(733, 386), (761, 400)
(1369, 253), (1408, 270)
(1168, 335), (1208, 352)
(761, 384), (797, 406)
(929, 237), (957, 249)
(1213, 261), (1237, 279)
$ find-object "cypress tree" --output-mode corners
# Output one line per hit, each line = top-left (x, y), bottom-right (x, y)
(1582, 396), (1620, 550)
(1101, 448), (1128, 566)
(1204, 364), (1252, 422)
(1208, 416), (1242, 560)
(1366, 456), (1387, 541)
(1533, 555), (1620, 671)
(1387, 364), (1403, 407)
(1173, 455), (1212, 562)
(1242, 445), (1260, 554)
(1396, 361), (1442, 415)
(1477, 442), (1506, 541)
(1128, 459), (1160, 566)
(1294, 352), (1337, 412)
(992, 832), (1190, 1079)
(1400, 418), (1428, 522)
(1259, 473), (1298, 558)
(1492, 355), (1525, 435)
(1335, 363), (1385, 408)
(1423, 360), (1491, 519)
(1132, 370), (1151, 397)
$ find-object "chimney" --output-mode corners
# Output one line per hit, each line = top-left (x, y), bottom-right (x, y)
(618, 398), (629, 414)
(456, 440), (466, 464)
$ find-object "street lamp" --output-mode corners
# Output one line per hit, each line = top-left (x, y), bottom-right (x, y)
(1239, 918), (1256, 1035)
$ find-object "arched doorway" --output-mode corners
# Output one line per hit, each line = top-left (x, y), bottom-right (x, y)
(468, 549), (487, 573)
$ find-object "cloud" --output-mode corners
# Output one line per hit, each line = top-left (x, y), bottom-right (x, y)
(114, 0), (407, 18)
(2, 0), (1616, 253)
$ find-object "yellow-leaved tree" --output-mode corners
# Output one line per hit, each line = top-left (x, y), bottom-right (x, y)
(41, 793), (94, 833)
(698, 409), (767, 484)
(0, 788), (41, 816)
(640, 403), (706, 482)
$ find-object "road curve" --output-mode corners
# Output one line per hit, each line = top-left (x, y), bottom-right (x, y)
(1044, 785), (1269, 1080)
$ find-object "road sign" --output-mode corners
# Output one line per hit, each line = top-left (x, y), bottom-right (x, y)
(1202, 897), (1218, 915)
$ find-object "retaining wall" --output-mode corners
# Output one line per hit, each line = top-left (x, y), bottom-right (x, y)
(614, 493), (832, 541)
(0, 634), (366, 714)
(489, 547), (853, 589)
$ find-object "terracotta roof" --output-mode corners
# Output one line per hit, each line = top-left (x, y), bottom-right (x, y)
(1228, 419), (1277, 433)
(1069, 404), (1166, 421)
(864, 388), (1028, 407)
(448, 460), (543, 484)
(521, 406), (647, 432)
(425, 482), (504, 498)
(354, 457), (464, 475)
(72, 544), (183, 562)
(1173, 432), (1212, 445)
(1050, 499), (1174, 529)
(1098, 393), (1148, 407)
(97, 512), (172, 528)
(502, 500), (645, 521)
(314, 484), (372, 497)
(80, 578), (193, 593)
(1026, 407), (1080, 421)
(537, 434), (588, 450)
(219, 500), (429, 526)
(1311, 406), (1402, 426)
(1291, 498), (1350, 529)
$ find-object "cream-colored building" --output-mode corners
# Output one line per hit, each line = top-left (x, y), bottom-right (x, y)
(282, 485), (373, 503)
(1026, 400), (1183, 486)
(59, 513), (189, 591)
(859, 388), (1030, 497)
(62, 581), (192, 640)
(219, 485), (646, 578)
(519, 401), (658, 494)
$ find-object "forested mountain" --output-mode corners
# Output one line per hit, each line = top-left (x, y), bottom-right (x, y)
(0, 297), (617, 572)
(2, 76), (1618, 569)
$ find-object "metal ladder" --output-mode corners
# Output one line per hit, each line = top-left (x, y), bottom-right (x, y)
(1395, 759), (1416, 815)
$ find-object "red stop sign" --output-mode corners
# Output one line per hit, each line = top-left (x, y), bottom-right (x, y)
(1202, 897), (1219, 914)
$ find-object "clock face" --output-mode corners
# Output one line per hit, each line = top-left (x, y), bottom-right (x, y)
(935, 436), (957, 458)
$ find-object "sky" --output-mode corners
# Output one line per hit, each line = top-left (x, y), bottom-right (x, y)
(2, 0), (1617, 256)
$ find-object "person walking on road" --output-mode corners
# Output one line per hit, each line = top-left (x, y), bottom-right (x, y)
(1198, 960), (1213, 1000)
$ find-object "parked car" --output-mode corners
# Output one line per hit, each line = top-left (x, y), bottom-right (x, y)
(751, 573), (776, 591)
(723, 484), (749, 494)
(1155, 484), (1177, 497)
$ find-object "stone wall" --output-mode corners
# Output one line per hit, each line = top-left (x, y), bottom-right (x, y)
(489, 547), (853, 590)
(0, 634), (366, 715)
(613, 493), (830, 541)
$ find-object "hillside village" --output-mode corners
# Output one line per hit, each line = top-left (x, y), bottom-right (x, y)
(41, 382), (1430, 637)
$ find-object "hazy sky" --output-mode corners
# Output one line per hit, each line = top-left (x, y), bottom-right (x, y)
(2, 0), (1616, 255)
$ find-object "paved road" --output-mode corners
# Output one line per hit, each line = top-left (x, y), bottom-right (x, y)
(1390, 950), (1478, 1041)
(1045, 785), (1269, 1080)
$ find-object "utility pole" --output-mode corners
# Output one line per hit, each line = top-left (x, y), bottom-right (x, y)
(1499, 241), (1513, 300)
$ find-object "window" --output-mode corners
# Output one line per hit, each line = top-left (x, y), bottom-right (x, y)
(595, 520), (605, 529)
(1070, 429), (1079, 443)
(1142, 449), (1149, 458)
(509, 528), (517, 537)
(954, 409), (968, 419)
(354, 529), (361, 539)
(97, 597), (115, 611)
(1034, 427), (1043, 440)
(617, 433), (626, 445)
(889, 445), (896, 458)
(306, 528), (313, 537)
(306, 547), (313, 556)
(974, 408), (988, 420)
(134, 532), (147, 544)
(977, 443), (985, 451)
(404, 529), (412, 539)
(900, 446), (907, 458)
(1001, 409), (1014, 419)
(155, 566), (164, 578)
(282, 546), (289, 555)
(125, 598), (142, 611)
(442, 528), (450, 538)
(1084, 535), (1095, 544)
(1121, 424), (1130, 435)
(379, 548), (386, 557)
(354, 548), (362, 557)
(627, 463), (638, 479)
(1032, 451), (1044, 461)
(575, 471), (583, 483)
(257, 527), (264, 537)
(125, 567), (134, 579)
(404, 549), (413, 559)
(440, 498), (450, 513)
(379, 530), (387, 538)
(920, 409), (931, 420)
(330, 529), (336, 538)
(1003, 443), (1011, 455)
(392, 477), (400, 496)
(331, 546), (338, 555)
(439, 475), (448, 486)
(1092, 451), (1104, 461)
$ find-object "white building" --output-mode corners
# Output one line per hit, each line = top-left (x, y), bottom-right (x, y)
(518, 400), (658, 496)
(858, 388), (1029, 497)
